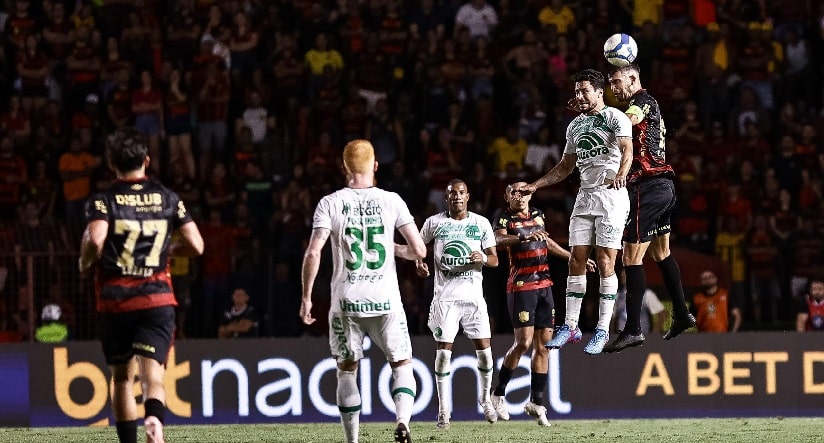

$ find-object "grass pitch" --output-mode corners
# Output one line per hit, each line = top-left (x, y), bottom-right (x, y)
(1, 417), (820, 442)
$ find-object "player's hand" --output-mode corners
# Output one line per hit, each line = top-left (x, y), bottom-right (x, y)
(610, 175), (627, 189)
(526, 230), (550, 243)
(416, 261), (430, 278)
(300, 299), (316, 325)
(521, 184), (537, 195)
(470, 251), (487, 265)
(585, 258), (597, 273)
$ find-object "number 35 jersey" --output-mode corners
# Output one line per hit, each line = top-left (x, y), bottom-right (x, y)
(313, 187), (415, 317)
(86, 178), (192, 312)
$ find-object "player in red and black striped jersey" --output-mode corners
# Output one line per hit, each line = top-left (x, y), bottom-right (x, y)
(489, 182), (594, 425)
(79, 128), (203, 443)
(606, 64), (694, 353)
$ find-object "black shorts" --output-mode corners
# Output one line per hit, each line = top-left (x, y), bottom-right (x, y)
(623, 176), (676, 243)
(99, 306), (176, 365)
(166, 114), (192, 136)
(507, 287), (554, 329)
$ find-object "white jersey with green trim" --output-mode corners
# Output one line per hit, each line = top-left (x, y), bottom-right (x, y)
(420, 211), (496, 301)
(563, 106), (633, 189)
(312, 187), (414, 317)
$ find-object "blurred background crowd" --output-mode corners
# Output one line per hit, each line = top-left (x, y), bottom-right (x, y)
(0, 0), (822, 341)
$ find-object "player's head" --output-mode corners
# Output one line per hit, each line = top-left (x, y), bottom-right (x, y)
(445, 179), (469, 216)
(573, 69), (605, 113)
(607, 63), (641, 101)
(342, 139), (377, 178)
(505, 182), (531, 211)
(106, 127), (149, 174)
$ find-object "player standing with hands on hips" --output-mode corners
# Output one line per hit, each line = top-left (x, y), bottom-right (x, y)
(412, 179), (499, 429)
(602, 63), (696, 353)
(79, 128), (204, 443)
(300, 139), (427, 443)
(522, 68), (633, 355)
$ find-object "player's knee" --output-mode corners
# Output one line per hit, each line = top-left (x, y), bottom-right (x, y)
(512, 337), (531, 354)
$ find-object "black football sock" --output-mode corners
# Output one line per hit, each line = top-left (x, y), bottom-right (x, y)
(531, 372), (548, 406)
(493, 365), (514, 396)
(624, 265), (646, 335)
(115, 420), (138, 443)
(144, 398), (166, 423)
(657, 256), (689, 318)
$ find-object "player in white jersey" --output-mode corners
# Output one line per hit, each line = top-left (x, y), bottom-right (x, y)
(523, 69), (634, 355)
(414, 179), (499, 428)
(300, 139), (427, 443)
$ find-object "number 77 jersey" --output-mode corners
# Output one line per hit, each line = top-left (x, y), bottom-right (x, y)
(86, 178), (193, 312)
(312, 187), (414, 317)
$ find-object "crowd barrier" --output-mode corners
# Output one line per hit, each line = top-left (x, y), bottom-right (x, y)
(1, 332), (822, 427)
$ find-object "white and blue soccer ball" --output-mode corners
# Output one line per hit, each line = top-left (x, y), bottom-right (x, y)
(603, 33), (638, 67)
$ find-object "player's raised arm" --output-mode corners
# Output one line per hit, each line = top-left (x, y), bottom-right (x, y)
(613, 136), (633, 189)
(300, 227), (331, 325)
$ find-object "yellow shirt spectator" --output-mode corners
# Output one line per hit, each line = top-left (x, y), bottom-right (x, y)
(305, 49), (345, 76)
(487, 129), (528, 172)
(632, 0), (664, 28)
(538, 4), (575, 34)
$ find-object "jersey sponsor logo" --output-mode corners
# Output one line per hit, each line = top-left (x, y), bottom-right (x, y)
(115, 193), (163, 206)
(342, 201), (382, 217)
(330, 317), (352, 360)
(339, 300), (392, 313)
(440, 241), (473, 267)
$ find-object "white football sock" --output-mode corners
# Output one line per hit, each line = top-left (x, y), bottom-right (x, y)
(565, 275), (587, 329)
(337, 369), (360, 443)
(476, 347), (494, 402)
(598, 274), (619, 331)
(434, 349), (452, 416)
(392, 363), (417, 426)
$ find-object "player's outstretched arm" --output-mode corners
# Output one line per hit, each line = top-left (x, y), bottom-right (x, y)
(171, 221), (204, 257)
(300, 228), (331, 326)
(613, 136), (633, 189)
(79, 220), (108, 274)
(525, 153), (576, 193)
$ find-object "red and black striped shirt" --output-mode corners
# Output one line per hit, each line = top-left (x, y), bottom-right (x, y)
(493, 207), (554, 293)
(86, 178), (193, 313)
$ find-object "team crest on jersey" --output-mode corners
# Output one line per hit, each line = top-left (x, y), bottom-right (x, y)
(465, 225), (481, 240)
(515, 281), (524, 287)
(518, 311), (529, 323)
(434, 327), (443, 337)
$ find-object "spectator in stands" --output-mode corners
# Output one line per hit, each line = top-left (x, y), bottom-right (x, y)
(538, 0), (576, 35)
(365, 97), (405, 168)
(1, 95), (32, 149)
(228, 11), (259, 83)
(0, 135), (27, 220)
(796, 278), (824, 331)
(745, 214), (782, 324)
(715, 215), (748, 307)
(487, 123), (527, 173)
(217, 287), (259, 339)
(304, 32), (344, 100)
(17, 33), (50, 118)
(454, 0), (498, 40)
(691, 270), (742, 333)
(695, 22), (733, 129)
(106, 70), (133, 130)
(197, 59), (231, 177)
(132, 70), (164, 176)
(58, 135), (98, 223)
(199, 208), (237, 337)
(165, 69), (195, 180)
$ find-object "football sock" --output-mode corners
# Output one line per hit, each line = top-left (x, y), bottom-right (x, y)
(565, 275), (587, 329)
(658, 256), (690, 318)
(494, 364), (514, 396)
(144, 398), (165, 424)
(392, 363), (417, 426)
(337, 369), (361, 443)
(434, 349), (452, 416)
(115, 420), (137, 443)
(476, 347), (494, 402)
(531, 372), (548, 406)
(624, 265), (646, 334)
(598, 274), (618, 331)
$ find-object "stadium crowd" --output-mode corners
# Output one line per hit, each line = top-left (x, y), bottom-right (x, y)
(0, 0), (822, 340)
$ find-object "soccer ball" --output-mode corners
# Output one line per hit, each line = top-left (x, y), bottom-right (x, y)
(603, 33), (638, 67)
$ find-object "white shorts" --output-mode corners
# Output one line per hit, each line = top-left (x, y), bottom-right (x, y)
(569, 186), (629, 250)
(427, 297), (492, 343)
(328, 310), (413, 363)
